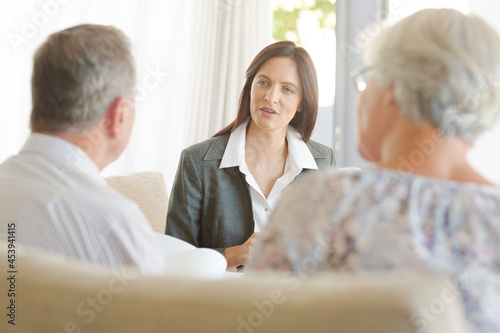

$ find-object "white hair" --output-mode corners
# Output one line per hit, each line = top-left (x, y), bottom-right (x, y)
(366, 8), (500, 144)
(31, 24), (136, 134)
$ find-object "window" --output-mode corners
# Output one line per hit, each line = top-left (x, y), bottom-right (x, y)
(273, 0), (336, 147)
(388, 0), (467, 23)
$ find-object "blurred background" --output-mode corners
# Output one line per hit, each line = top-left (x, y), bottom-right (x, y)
(1, 0), (499, 192)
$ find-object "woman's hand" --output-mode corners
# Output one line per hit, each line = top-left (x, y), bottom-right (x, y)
(223, 232), (260, 270)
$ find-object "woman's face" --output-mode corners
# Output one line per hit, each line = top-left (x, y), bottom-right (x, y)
(357, 75), (397, 162)
(249, 57), (303, 135)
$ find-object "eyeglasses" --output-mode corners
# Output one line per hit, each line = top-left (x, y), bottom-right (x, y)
(351, 66), (374, 92)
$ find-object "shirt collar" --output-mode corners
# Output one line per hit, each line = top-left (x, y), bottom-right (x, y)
(219, 118), (317, 170)
(286, 125), (318, 170)
(22, 133), (105, 184)
(219, 119), (248, 168)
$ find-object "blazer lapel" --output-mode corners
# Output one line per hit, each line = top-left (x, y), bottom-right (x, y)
(203, 134), (230, 161)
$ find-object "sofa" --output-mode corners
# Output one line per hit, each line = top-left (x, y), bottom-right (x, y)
(0, 172), (469, 333)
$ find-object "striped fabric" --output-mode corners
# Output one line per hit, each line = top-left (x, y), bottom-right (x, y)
(0, 133), (165, 274)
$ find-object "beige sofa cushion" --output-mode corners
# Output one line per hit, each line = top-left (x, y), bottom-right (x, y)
(105, 171), (168, 233)
(0, 242), (468, 333)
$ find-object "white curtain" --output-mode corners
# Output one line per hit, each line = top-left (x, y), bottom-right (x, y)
(186, 0), (272, 144)
(0, 0), (272, 192)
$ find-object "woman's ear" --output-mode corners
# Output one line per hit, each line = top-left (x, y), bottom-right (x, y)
(382, 85), (397, 107)
(382, 85), (401, 116)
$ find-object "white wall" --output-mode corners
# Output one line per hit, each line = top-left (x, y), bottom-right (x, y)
(467, 1), (500, 184)
(469, 0), (500, 32)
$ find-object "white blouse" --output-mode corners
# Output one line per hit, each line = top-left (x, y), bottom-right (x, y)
(219, 118), (318, 232)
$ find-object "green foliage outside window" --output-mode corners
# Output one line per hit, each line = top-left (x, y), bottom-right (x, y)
(273, 0), (336, 45)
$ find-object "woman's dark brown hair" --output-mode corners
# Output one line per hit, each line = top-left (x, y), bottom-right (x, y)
(213, 41), (318, 142)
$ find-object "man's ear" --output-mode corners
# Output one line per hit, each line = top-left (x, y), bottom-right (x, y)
(103, 97), (129, 138)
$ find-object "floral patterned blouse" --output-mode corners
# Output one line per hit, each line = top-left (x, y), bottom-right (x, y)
(247, 168), (500, 333)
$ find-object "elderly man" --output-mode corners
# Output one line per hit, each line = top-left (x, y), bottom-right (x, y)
(0, 25), (171, 274)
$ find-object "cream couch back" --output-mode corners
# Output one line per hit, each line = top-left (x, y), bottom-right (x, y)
(0, 242), (468, 333)
(105, 171), (168, 233)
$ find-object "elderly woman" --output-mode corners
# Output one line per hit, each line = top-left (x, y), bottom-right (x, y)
(166, 41), (336, 270)
(248, 9), (500, 332)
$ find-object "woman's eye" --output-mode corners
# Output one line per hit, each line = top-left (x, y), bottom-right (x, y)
(283, 87), (294, 94)
(256, 80), (268, 86)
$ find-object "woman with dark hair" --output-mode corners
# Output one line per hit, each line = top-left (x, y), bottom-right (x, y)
(166, 41), (336, 270)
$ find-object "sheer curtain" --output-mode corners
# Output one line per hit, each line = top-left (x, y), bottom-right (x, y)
(186, 0), (272, 144)
(0, 0), (272, 191)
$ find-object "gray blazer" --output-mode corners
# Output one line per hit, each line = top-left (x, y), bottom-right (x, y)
(166, 133), (336, 254)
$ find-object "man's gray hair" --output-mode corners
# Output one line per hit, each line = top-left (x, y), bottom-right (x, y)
(366, 8), (500, 144)
(31, 24), (136, 134)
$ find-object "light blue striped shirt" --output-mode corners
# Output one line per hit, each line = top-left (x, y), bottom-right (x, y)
(0, 133), (165, 274)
